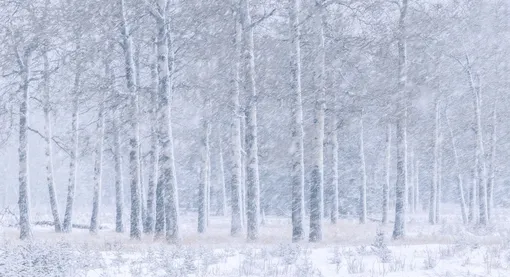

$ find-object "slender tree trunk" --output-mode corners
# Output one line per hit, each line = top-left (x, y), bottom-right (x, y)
(240, 0), (260, 242)
(18, 50), (32, 240)
(358, 111), (367, 225)
(414, 159), (420, 213)
(120, 0), (141, 239)
(392, 0), (408, 240)
(145, 40), (159, 234)
(408, 148), (414, 214)
(155, 0), (180, 242)
(230, 9), (243, 236)
(436, 132), (442, 223)
(289, 0), (305, 242)
(468, 170), (477, 223)
(383, 124), (391, 224)
(113, 112), (124, 233)
(487, 105), (496, 221)
(218, 139), (227, 216)
(330, 91), (339, 224)
(198, 103), (211, 233)
(309, 1), (326, 242)
(446, 109), (467, 224)
(42, 50), (62, 233)
(63, 56), (81, 233)
(429, 100), (439, 225)
(89, 74), (106, 235)
(466, 66), (487, 226)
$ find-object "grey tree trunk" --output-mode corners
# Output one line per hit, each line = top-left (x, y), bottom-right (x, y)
(198, 103), (211, 233)
(429, 100), (439, 225)
(382, 124), (391, 224)
(120, 0), (141, 240)
(154, 0), (180, 242)
(63, 54), (81, 233)
(289, 0), (305, 243)
(466, 64), (487, 226)
(240, 0), (260, 242)
(436, 130), (442, 223)
(468, 170), (477, 223)
(89, 72), (106, 235)
(145, 39), (159, 234)
(330, 90), (339, 224)
(42, 49), (62, 233)
(446, 108), (467, 224)
(358, 111), (367, 225)
(18, 48), (33, 240)
(230, 9), (243, 236)
(309, 1), (326, 242)
(414, 159), (420, 212)
(487, 105), (496, 221)
(218, 139), (227, 216)
(113, 112), (124, 233)
(392, 0), (408, 240)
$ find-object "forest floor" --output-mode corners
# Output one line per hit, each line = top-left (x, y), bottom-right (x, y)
(1, 206), (510, 276)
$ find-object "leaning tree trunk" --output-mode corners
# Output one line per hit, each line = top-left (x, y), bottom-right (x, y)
(382, 124), (391, 224)
(154, 0), (180, 242)
(145, 39), (159, 234)
(392, 0), (408, 240)
(240, 0), (260, 242)
(120, 0), (141, 239)
(358, 110), (367, 225)
(429, 100), (439, 225)
(309, 1), (326, 242)
(230, 9), (243, 236)
(18, 49), (33, 240)
(446, 108), (467, 224)
(289, 0), (305, 243)
(63, 55), (82, 233)
(42, 49), (62, 233)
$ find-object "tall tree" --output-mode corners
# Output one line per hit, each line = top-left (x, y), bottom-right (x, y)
(392, 0), (408, 240)
(382, 124), (391, 224)
(289, 0), (305, 242)
(309, 0), (327, 242)
(240, 0), (260, 241)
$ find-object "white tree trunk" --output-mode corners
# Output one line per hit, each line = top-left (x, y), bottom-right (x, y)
(240, 0), (260, 242)
(145, 38), (159, 234)
(382, 124), (391, 224)
(359, 111), (367, 225)
(289, 0), (305, 243)
(112, 111), (124, 233)
(487, 104), (496, 221)
(198, 103), (211, 233)
(120, 0), (141, 239)
(63, 54), (81, 233)
(446, 109), (467, 224)
(414, 159), (420, 212)
(155, 0), (180, 242)
(18, 49), (32, 240)
(392, 0), (408, 240)
(309, 1), (326, 242)
(218, 138), (227, 216)
(230, 9), (243, 236)
(42, 49), (62, 233)
(330, 89), (339, 225)
(429, 100), (439, 225)
(89, 81), (105, 235)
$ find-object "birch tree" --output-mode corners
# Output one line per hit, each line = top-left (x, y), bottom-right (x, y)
(240, 0), (260, 242)
(289, 0), (305, 242)
(392, 0), (408, 240)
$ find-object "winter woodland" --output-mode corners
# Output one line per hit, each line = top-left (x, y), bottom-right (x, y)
(1, 0), (510, 276)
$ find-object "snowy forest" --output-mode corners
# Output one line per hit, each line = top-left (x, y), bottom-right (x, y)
(1, 0), (510, 276)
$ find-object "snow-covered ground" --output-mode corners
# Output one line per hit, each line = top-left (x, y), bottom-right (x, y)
(1, 207), (510, 276)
